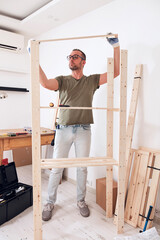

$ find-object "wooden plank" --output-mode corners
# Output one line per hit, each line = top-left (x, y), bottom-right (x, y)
(147, 153), (160, 228)
(41, 106), (120, 111)
(114, 64), (142, 224)
(39, 34), (118, 43)
(41, 156), (116, 162)
(125, 149), (134, 188)
(41, 157), (118, 168)
(125, 65), (142, 193)
(126, 151), (150, 227)
(138, 153), (160, 229)
(124, 149), (160, 229)
(138, 152), (153, 228)
(106, 58), (114, 218)
(117, 50), (127, 233)
(106, 167), (113, 216)
(41, 162), (118, 169)
(31, 40), (42, 240)
(139, 146), (160, 154)
(124, 152), (140, 223)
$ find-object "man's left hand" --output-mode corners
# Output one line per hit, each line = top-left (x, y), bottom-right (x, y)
(106, 33), (119, 48)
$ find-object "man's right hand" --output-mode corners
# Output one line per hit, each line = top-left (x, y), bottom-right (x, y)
(27, 39), (35, 55)
(27, 40), (31, 55)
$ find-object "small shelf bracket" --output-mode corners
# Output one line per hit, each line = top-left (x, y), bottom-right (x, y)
(0, 86), (29, 92)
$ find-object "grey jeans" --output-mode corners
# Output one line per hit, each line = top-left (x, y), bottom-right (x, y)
(47, 124), (91, 204)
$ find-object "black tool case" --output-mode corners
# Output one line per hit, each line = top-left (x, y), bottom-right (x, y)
(0, 162), (33, 225)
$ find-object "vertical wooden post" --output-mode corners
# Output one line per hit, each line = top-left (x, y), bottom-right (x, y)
(144, 153), (160, 229)
(117, 50), (127, 233)
(31, 40), (42, 240)
(125, 64), (142, 192)
(114, 63), (142, 225)
(106, 58), (114, 217)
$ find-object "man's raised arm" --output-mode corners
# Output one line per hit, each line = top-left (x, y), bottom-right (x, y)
(39, 66), (58, 91)
(27, 40), (58, 91)
(99, 34), (120, 86)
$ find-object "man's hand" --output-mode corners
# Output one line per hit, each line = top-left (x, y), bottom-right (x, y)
(27, 39), (35, 55)
(106, 33), (119, 48)
(27, 39), (31, 55)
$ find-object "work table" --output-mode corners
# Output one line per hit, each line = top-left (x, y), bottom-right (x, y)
(0, 127), (55, 165)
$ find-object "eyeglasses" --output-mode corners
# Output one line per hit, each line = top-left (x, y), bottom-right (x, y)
(67, 54), (85, 61)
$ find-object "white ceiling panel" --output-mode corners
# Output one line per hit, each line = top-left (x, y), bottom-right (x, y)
(0, 0), (115, 37)
(0, 0), (52, 20)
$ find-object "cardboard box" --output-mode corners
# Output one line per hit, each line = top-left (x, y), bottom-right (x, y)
(13, 147), (32, 167)
(96, 177), (117, 213)
(0, 162), (33, 225)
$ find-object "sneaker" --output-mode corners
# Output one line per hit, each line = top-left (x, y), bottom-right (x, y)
(42, 203), (54, 221)
(77, 200), (90, 217)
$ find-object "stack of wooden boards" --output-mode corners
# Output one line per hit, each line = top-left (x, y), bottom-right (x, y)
(112, 63), (159, 230)
(124, 147), (160, 230)
(95, 62), (159, 231)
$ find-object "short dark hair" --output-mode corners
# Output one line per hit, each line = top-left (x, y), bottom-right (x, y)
(72, 49), (86, 60)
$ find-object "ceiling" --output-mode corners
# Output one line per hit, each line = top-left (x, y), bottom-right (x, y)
(0, 0), (115, 37)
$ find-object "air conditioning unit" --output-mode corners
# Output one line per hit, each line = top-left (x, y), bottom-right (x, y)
(0, 29), (24, 52)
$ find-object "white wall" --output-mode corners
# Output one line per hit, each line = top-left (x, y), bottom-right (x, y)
(37, 0), (160, 210)
(0, 41), (31, 160)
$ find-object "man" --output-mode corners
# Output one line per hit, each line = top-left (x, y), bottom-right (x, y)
(38, 35), (120, 221)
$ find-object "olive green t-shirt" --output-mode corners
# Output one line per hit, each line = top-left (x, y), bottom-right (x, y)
(55, 74), (100, 125)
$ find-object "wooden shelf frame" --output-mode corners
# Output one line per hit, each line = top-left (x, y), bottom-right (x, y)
(40, 106), (119, 111)
(31, 35), (127, 239)
(38, 33), (118, 44)
(41, 157), (118, 168)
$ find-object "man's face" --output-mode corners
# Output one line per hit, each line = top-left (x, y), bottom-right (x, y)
(68, 50), (86, 71)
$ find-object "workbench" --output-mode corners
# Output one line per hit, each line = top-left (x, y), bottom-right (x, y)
(0, 128), (55, 165)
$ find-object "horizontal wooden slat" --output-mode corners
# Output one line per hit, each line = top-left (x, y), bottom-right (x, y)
(139, 146), (160, 154)
(40, 106), (119, 111)
(38, 34), (118, 43)
(41, 157), (118, 168)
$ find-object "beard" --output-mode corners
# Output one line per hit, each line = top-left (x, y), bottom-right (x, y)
(69, 61), (83, 71)
(69, 64), (79, 71)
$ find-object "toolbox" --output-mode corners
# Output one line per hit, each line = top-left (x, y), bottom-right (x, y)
(0, 162), (33, 225)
